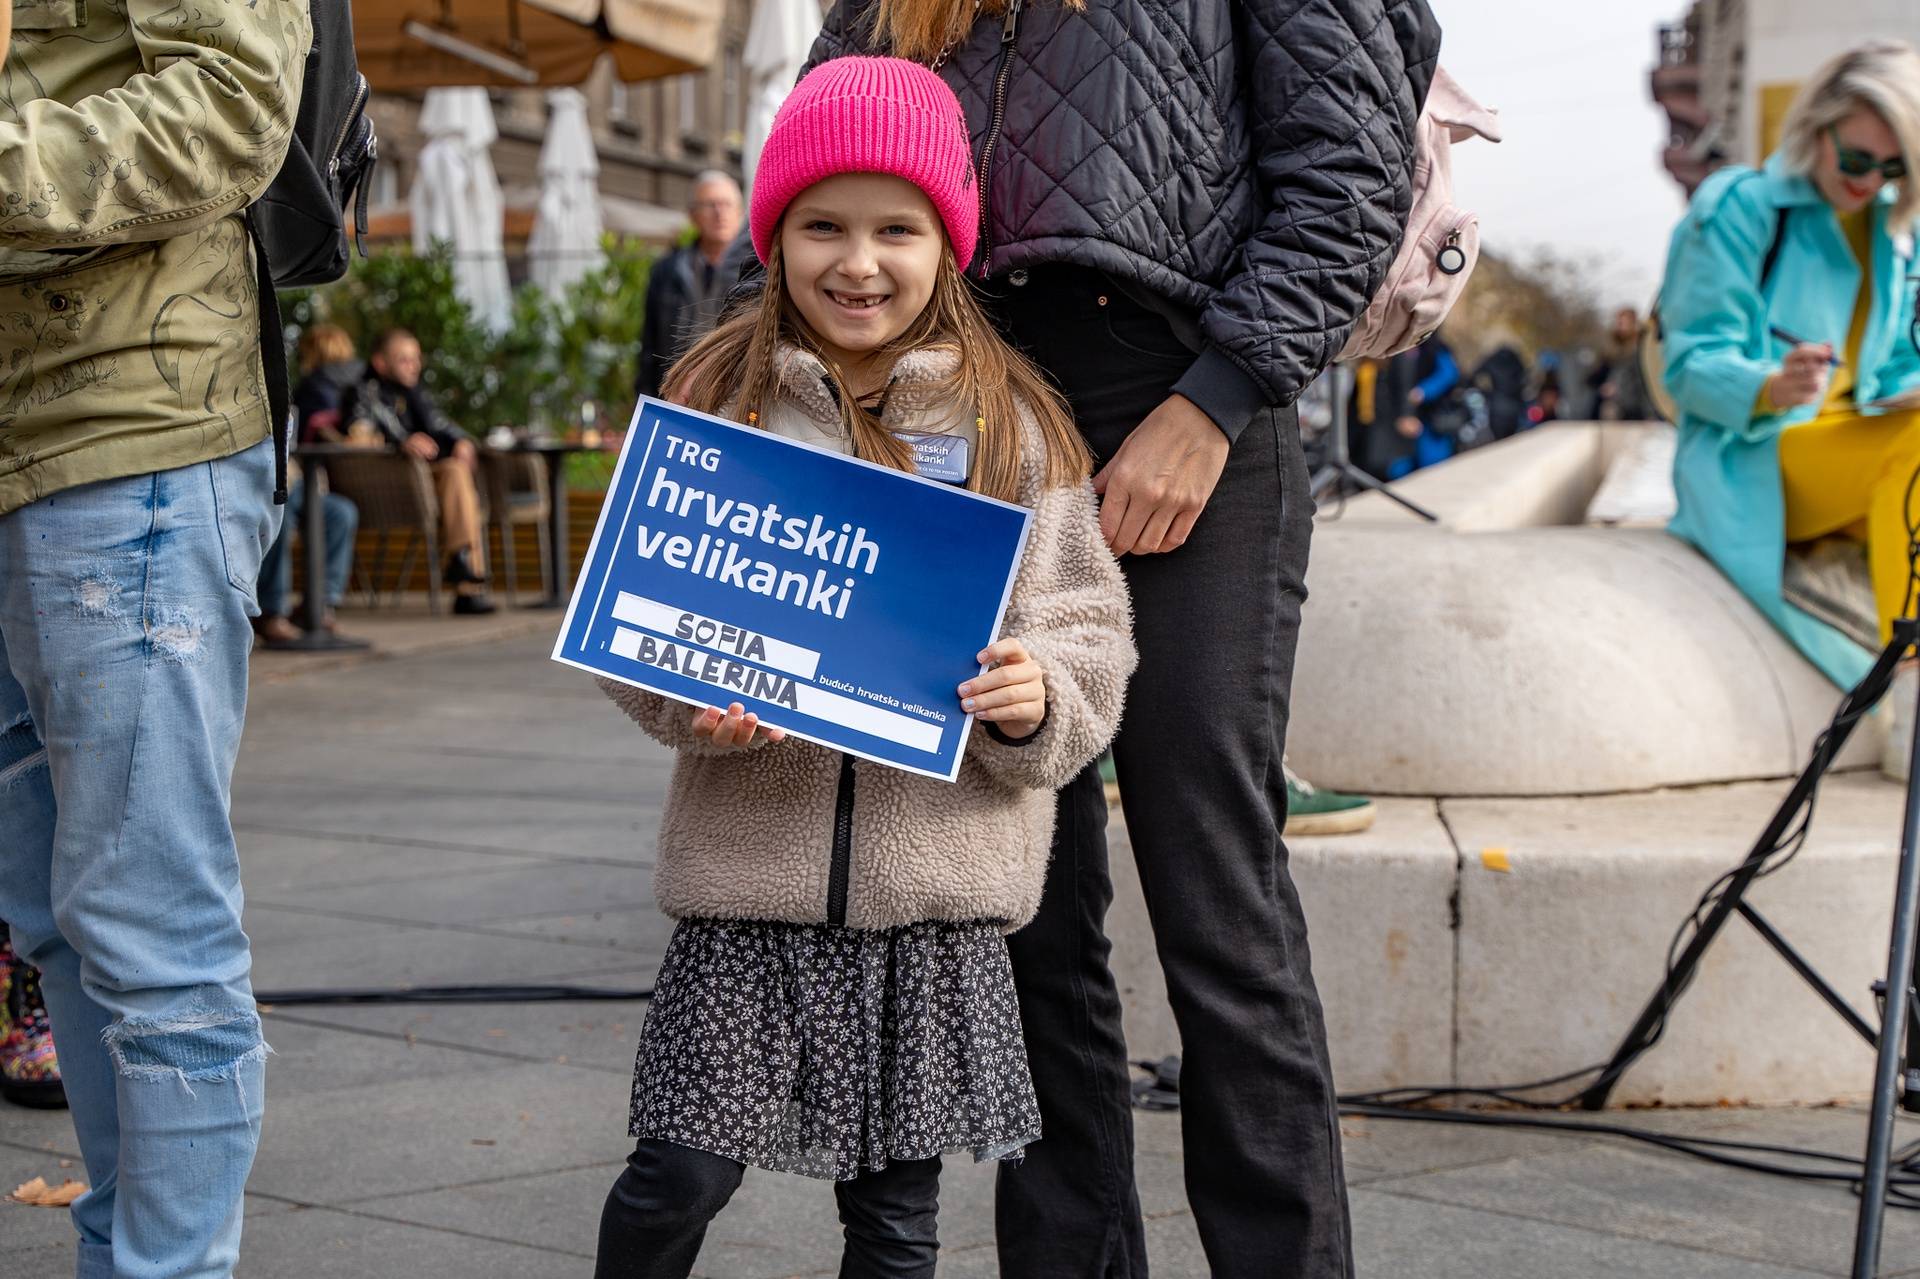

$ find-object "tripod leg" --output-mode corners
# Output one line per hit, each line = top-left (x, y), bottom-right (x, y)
(1852, 653), (1920, 1277)
(1579, 634), (1907, 1111)
(1331, 462), (1442, 522)
(1307, 363), (1442, 522)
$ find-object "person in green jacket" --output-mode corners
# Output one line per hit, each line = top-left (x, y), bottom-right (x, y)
(0, 3), (309, 1276)
(1663, 40), (1920, 690)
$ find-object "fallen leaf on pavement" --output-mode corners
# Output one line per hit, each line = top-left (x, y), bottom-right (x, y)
(9, 1176), (88, 1207)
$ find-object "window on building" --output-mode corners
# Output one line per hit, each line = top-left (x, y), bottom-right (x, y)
(679, 74), (707, 154)
(610, 80), (640, 138)
(723, 42), (744, 141)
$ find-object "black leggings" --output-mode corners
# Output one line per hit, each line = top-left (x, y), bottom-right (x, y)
(595, 1139), (944, 1279)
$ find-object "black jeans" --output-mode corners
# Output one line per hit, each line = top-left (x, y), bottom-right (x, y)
(595, 1139), (945, 1279)
(990, 268), (1350, 1278)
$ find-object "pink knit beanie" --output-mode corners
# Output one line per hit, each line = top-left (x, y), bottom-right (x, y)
(749, 56), (979, 269)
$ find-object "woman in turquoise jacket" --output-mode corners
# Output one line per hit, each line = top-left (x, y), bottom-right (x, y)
(1664, 40), (1920, 688)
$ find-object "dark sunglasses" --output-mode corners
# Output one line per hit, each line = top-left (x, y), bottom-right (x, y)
(1829, 125), (1908, 181)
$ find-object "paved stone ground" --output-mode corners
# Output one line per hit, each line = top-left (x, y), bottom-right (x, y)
(5, 621), (1920, 1277)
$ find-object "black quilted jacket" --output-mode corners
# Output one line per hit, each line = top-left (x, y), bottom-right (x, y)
(807, 0), (1441, 422)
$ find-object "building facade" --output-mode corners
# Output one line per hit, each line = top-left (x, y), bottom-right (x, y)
(1652, 0), (1920, 196)
(366, 0), (766, 253)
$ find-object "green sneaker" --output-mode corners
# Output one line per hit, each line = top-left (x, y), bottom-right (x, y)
(1284, 763), (1375, 836)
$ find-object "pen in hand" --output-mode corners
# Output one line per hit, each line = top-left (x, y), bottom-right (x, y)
(1770, 326), (1845, 366)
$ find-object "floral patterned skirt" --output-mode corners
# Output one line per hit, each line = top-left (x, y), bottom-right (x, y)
(628, 917), (1040, 1181)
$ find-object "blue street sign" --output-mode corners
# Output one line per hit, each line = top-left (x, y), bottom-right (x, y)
(552, 397), (1033, 782)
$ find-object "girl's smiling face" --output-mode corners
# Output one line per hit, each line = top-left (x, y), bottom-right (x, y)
(780, 173), (946, 387)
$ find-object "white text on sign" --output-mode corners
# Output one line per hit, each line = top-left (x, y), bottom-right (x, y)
(634, 437), (885, 620)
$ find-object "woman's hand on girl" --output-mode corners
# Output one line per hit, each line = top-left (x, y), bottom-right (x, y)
(1767, 343), (1835, 410)
(960, 639), (1048, 739)
(689, 703), (787, 750)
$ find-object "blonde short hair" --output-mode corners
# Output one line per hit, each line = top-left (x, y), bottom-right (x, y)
(298, 323), (357, 375)
(1779, 40), (1920, 230)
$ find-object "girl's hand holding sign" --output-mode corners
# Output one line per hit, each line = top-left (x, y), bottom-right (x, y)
(686, 702), (787, 750)
(960, 639), (1047, 739)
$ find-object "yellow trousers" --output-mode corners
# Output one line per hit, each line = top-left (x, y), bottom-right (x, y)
(1778, 406), (1920, 643)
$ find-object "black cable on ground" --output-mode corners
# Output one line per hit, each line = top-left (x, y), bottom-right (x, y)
(1334, 1102), (1920, 1210)
(256, 983), (653, 1007)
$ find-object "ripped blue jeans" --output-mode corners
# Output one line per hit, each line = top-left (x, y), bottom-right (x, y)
(0, 439), (278, 1279)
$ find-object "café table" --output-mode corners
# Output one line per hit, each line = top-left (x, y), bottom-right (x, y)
(512, 439), (604, 610)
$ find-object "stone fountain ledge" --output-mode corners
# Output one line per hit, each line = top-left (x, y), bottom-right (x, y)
(1107, 425), (1907, 1105)
(1112, 780), (1905, 1105)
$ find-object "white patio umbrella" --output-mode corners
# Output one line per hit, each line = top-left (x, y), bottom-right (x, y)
(742, 0), (826, 187)
(411, 87), (514, 333)
(527, 88), (605, 300)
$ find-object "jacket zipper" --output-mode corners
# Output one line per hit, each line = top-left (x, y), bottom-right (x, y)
(827, 754), (856, 926)
(327, 76), (372, 178)
(973, 0), (1023, 279)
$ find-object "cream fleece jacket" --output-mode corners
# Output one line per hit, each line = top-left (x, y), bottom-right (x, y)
(599, 345), (1135, 930)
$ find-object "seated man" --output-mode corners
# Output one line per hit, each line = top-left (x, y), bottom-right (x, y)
(346, 328), (497, 615)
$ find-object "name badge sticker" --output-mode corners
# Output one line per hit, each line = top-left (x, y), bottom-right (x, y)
(895, 432), (971, 485)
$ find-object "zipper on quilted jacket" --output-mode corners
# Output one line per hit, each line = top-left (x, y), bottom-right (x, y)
(974, 0), (1023, 279)
(827, 754), (857, 926)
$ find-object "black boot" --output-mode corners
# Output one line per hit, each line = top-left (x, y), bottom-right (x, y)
(454, 593), (498, 616)
(445, 549), (488, 588)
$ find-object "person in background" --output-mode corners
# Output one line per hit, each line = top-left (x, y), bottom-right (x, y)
(345, 328), (498, 615)
(1663, 40), (1920, 692)
(1587, 307), (1657, 421)
(1354, 333), (1460, 479)
(635, 172), (746, 399)
(253, 325), (364, 646)
(0, 927), (63, 1110)
(1350, 350), (1413, 478)
(1529, 359), (1565, 426)
(1395, 333), (1464, 476)
(1472, 344), (1532, 439)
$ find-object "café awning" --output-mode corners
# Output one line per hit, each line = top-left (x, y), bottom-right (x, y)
(355, 0), (721, 93)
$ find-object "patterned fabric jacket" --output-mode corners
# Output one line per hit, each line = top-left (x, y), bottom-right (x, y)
(807, 0), (1441, 417)
(600, 346), (1136, 931)
(0, 0), (311, 515)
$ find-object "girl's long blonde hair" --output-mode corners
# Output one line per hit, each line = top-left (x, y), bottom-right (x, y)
(666, 237), (1089, 504)
(867, 0), (1083, 63)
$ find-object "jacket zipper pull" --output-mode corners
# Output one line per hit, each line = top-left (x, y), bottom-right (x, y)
(977, 0), (1023, 280)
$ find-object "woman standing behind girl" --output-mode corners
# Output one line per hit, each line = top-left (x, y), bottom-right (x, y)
(592, 57), (1135, 1279)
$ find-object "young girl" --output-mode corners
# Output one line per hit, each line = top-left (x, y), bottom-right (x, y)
(592, 56), (1135, 1279)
